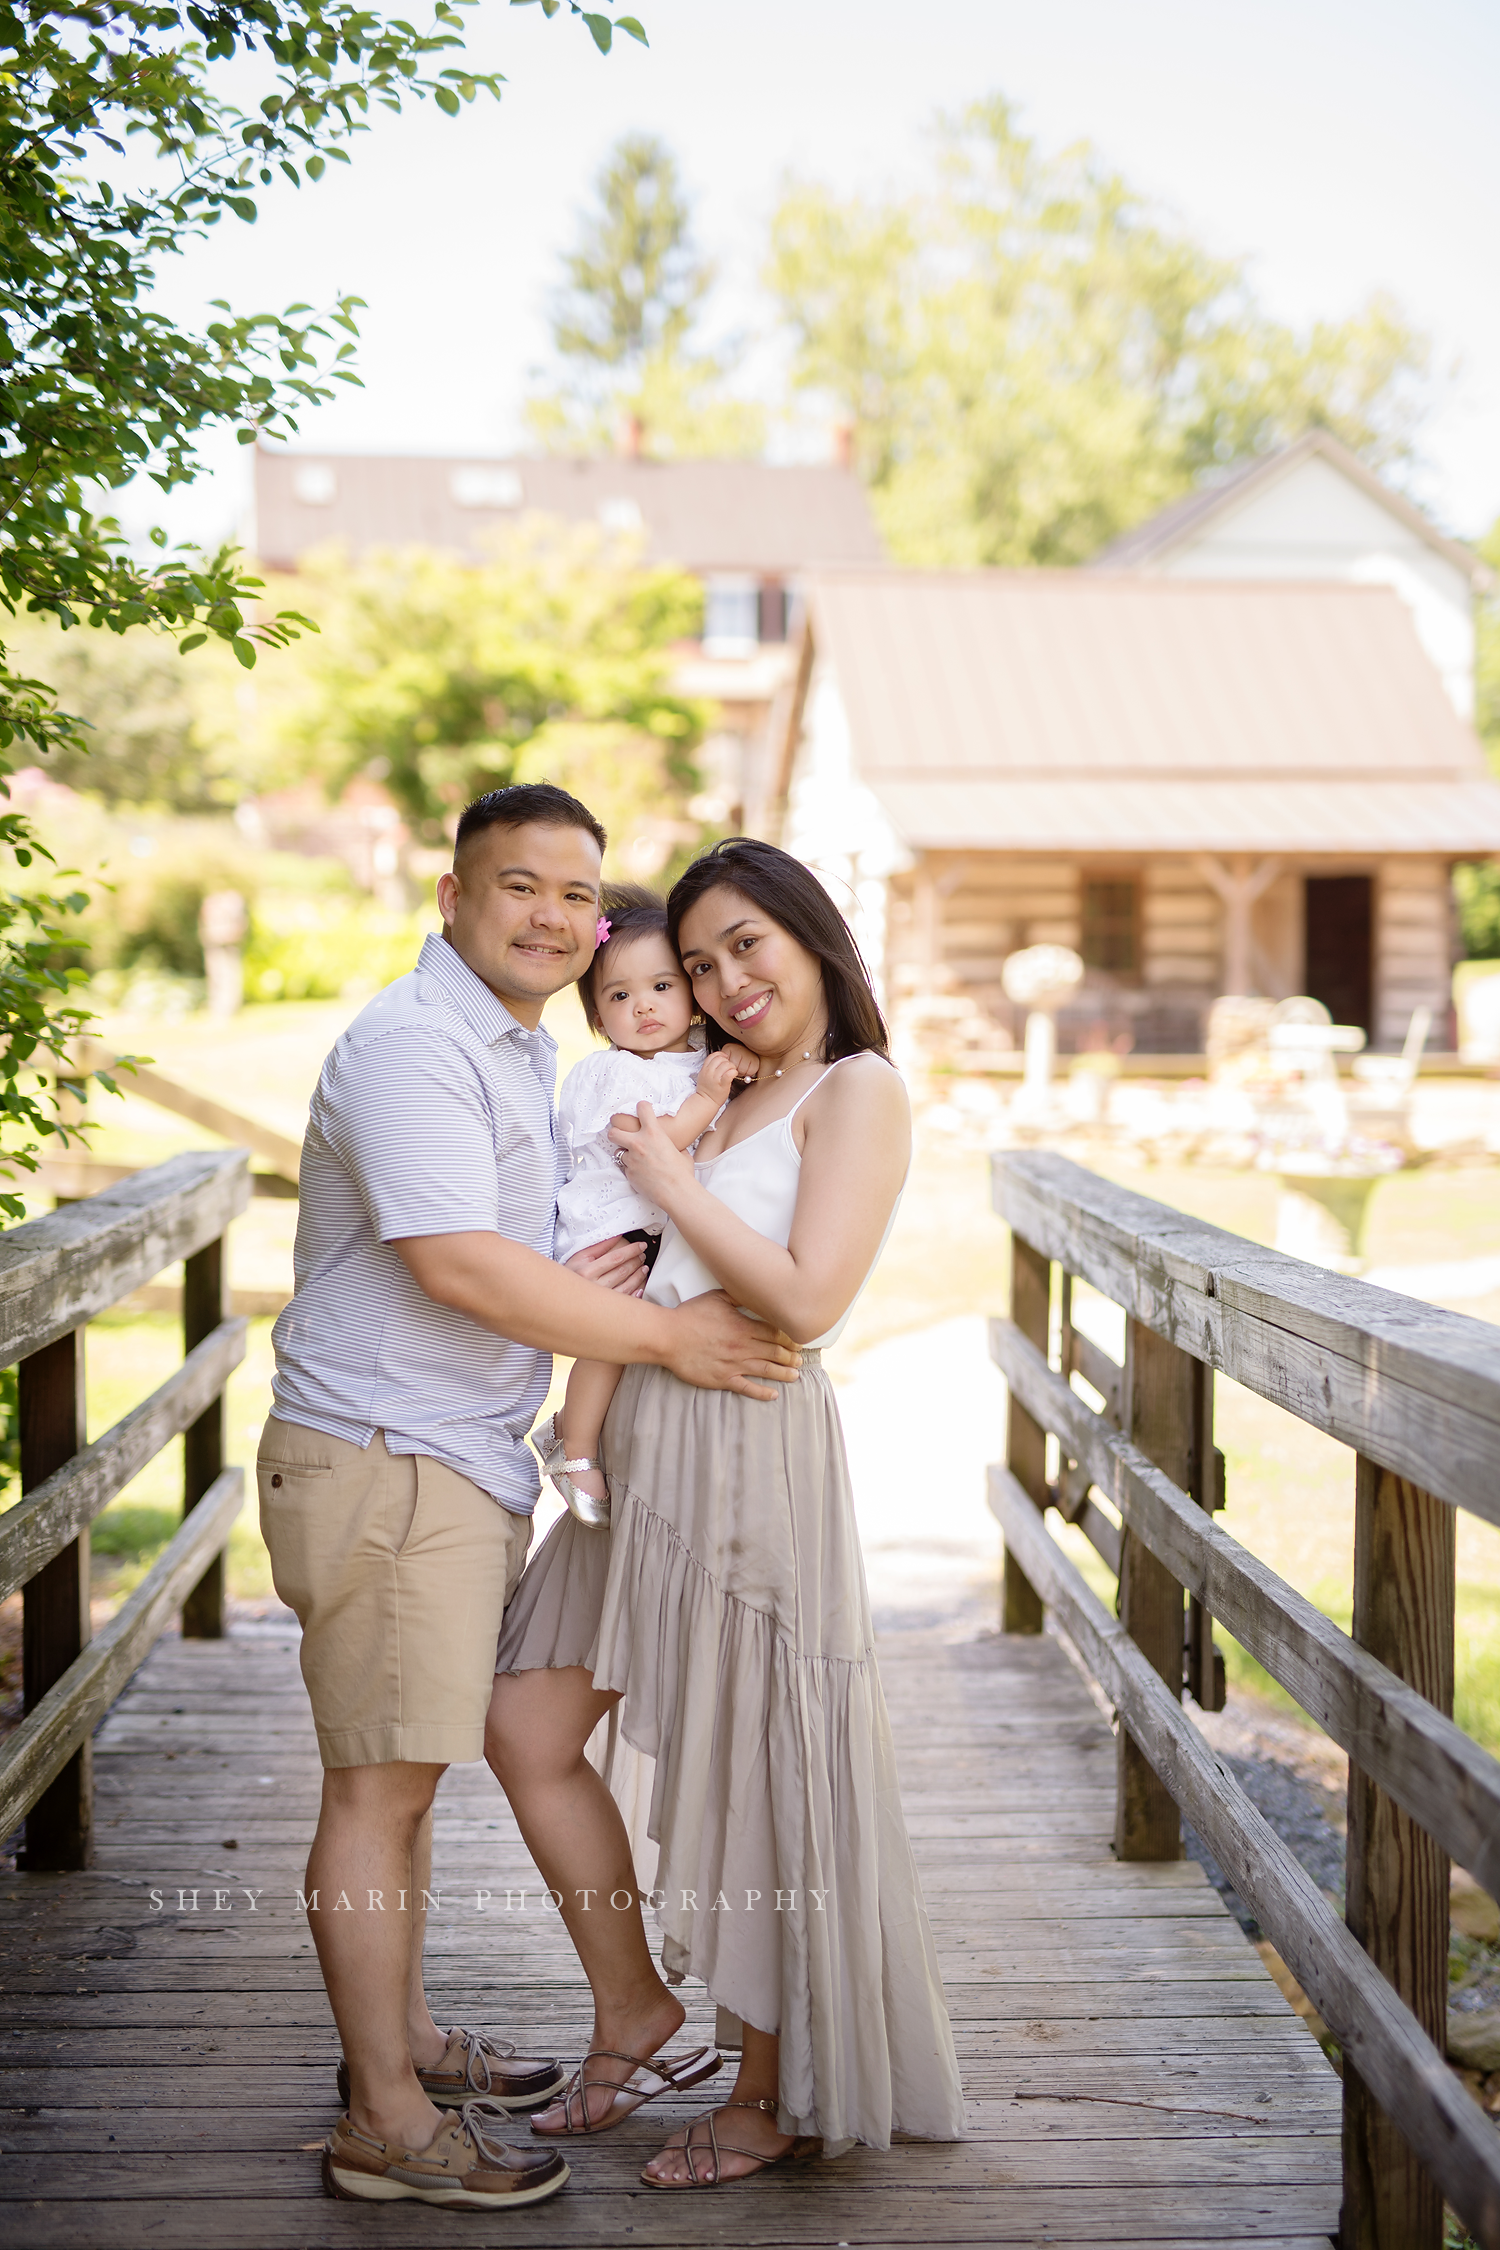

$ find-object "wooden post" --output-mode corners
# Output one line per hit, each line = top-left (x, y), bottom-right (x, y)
(181, 1236), (226, 1639)
(1002, 1233), (1050, 1634)
(1115, 1318), (1188, 1860)
(19, 1329), (90, 1869)
(1341, 1459), (1454, 2250)
(1185, 1372), (1227, 1714)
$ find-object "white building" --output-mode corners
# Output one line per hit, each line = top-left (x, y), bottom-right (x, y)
(1092, 429), (1488, 721)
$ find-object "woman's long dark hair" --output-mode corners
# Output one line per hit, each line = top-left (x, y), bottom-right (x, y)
(666, 838), (890, 1065)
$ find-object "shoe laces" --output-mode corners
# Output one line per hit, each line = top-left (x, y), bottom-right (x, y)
(457, 2097), (518, 2161)
(446, 2027), (517, 2095)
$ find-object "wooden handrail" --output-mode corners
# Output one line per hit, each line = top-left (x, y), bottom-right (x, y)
(72, 1038), (303, 1184)
(989, 1469), (1500, 2245)
(0, 1469), (243, 1840)
(0, 1318), (247, 1600)
(0, 1148), (250, 1367)
(997, 1150), (1500, 1520)
(989, 1149), (1500, 2250)
(4, 1152), (251, 1875)
(992, 1315), (1500, 1898)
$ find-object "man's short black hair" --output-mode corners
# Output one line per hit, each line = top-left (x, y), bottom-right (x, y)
(455, 782), (606, 858)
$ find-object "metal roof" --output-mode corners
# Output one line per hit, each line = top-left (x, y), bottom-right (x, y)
(254, 449), (885, 576)
(804, 570), (1500, 856)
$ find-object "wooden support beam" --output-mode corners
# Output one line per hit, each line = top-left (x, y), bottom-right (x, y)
(180, 1239), (226, 1640)
(1116, 1318), (1186, 1860)
(1341, 1461), (1455, 2250)
(19, 1328), (90, 1870)
(1002, 1234), (1050, 1634)
(1185, 1366), (1226, 1713)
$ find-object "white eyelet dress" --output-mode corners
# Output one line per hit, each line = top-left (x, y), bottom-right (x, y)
(495, 1062), (965, 2154)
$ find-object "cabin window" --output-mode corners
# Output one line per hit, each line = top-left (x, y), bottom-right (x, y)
(1081, 877), (1140, 978)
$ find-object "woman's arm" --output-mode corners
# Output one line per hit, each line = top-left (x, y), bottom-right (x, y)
(611, 1057), (910, 1342)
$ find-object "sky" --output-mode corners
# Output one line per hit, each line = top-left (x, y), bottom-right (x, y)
(131, 0), (1499, 552)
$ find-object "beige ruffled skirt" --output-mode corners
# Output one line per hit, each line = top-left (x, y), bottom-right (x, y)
(495, 1355), (965, 2153)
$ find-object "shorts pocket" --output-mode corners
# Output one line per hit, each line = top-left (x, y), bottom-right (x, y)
(260, 1461), (333, 1491)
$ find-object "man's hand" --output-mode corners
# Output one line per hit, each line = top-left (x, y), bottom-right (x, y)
(565, 1235), (648, 1298)
(662, 1290), (800, 1401)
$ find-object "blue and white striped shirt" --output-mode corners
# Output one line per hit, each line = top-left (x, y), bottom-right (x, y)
(270, 933), (562, 1513)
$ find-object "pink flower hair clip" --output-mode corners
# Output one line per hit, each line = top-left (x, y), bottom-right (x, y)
(595, 915), (612, 947)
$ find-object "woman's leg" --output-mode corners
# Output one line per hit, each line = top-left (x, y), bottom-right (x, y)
(486, 1665), (686, 2125)
(641, 2024), (796, 2183)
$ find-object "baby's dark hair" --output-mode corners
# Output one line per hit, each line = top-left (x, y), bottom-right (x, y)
(577, 882), (675, 1036)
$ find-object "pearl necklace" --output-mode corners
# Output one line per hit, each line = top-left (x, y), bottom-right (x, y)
(770, 1050), (814, 1080)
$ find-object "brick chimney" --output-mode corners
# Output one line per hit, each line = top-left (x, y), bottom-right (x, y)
(615, 410), (644, 461)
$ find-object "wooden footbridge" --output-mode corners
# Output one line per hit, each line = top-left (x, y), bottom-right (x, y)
(2, 1147), (1498, 2247)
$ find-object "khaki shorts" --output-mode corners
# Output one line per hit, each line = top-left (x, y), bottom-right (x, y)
(257, 1419), (531, 1769)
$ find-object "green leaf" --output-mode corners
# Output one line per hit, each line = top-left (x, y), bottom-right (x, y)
(618, 16), (648, 43)
(232, 637), (258, 669)
(582, 13), (612, 51)
(178, 632), (208, 653)
(434, 85), (460, 113)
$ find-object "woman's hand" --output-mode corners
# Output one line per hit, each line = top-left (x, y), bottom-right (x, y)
(607, 1101), (695, 1208)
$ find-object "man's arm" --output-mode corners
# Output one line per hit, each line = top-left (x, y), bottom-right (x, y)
(393, 1233), (798, 1398)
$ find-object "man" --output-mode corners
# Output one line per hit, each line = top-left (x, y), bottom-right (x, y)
(259, 781), (798, 2212)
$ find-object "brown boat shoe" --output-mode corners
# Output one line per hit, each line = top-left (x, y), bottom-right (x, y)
(335, 2026), (566, 2112)
(323, 2099), (570, 2209)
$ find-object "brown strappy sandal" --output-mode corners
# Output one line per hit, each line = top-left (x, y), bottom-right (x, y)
(530, 2043), (721, 2138)
(639, 2096), (824, 2188)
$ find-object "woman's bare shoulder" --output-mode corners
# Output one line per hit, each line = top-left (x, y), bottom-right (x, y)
(814, 1051), (910, 1129)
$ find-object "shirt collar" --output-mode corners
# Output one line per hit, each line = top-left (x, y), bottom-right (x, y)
(417, 932), (558, 1055)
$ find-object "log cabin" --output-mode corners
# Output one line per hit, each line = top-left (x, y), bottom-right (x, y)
(765, 445), (1499, 1056)
(767, 570), (1500, 1055)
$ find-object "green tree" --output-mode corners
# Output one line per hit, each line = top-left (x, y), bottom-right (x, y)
(4, 616), (250, 813)
(767, 97), (1429, 567)
(1453, 517), (1500, 961)
(1477, 517), (1500, 772)
(274, 523), (708, 871)
(528, 133), (763, 457)
(0, 0), (638, 1213)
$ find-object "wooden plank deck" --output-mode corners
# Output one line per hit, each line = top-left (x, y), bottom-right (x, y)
(0, 1617), (1341, 2247)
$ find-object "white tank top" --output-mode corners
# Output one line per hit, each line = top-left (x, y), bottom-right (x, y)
(644, 1057), (901, 1349)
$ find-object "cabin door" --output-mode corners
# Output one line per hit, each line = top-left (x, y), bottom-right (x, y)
(1303, 875), (1373, 1037)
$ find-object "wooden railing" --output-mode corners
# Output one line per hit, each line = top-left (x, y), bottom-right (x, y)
(0, 1150), (251, 1870)
(988, 1150), (1500, 2250)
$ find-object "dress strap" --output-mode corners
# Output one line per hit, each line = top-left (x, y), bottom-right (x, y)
(783, 1054), (854, 1129)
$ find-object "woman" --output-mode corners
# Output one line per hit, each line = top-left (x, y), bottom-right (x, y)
(487, 838), (964, 2188)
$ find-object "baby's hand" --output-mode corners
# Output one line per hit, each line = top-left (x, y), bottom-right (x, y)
(697, 1044), (758, 1100)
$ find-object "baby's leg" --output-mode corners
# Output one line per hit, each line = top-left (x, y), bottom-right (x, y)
(559, 1357), (625, 1505)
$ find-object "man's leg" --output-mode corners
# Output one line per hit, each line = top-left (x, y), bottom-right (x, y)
(306, 1759), (447, 2148)
(405, 1805), (449, 2070)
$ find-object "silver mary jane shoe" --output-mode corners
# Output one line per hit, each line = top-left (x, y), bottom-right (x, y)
(531, 1413), (611, 1530)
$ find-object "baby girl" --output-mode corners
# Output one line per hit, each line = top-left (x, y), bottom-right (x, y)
(534, 886), (755, 1526)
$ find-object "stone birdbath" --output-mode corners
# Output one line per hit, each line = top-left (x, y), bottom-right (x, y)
(1002, 945), (1085, 1127)
(1264, 1011), (1400, 1272)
